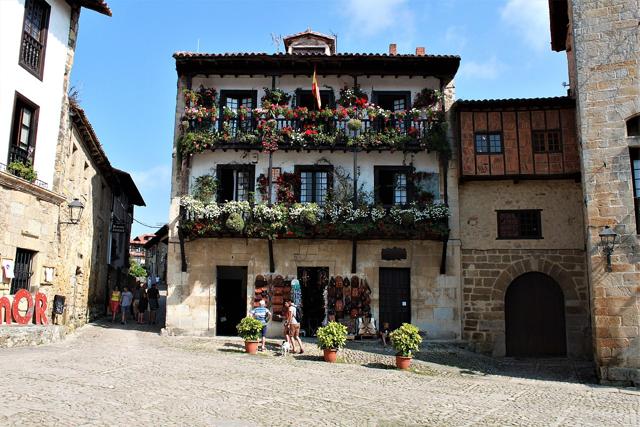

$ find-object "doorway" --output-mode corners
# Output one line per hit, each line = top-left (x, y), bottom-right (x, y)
(216, 266), (247, 336)
(379, 268), (411, 331)
(505, 272), (567, 357)
(297, 267), (328, 336)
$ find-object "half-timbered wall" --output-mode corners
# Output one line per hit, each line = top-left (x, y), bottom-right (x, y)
(459, 108), (579, 178)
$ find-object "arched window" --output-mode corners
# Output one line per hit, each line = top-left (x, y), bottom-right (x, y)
(627, 115), (640, 137)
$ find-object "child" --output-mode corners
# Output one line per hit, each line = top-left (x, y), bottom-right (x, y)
(380, 322), (391, 347)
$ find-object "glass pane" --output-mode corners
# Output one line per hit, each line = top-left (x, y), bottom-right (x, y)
(498, 212), (519, 238)
(22, 109), (32, 126)
(19, 126), (30, 148)
(315, 172), (328, 205)
(475, 134), (489, 153)
(532, 132), (545, 152)
(235, 171), (248, 201)
(394, 173), (407, 205)
(489, 134), (502, 153)
(393, 99), (405, 112)
(226, 98), (239, 111)
(241, 97), (253, 109)
(300, 172), (313, 203)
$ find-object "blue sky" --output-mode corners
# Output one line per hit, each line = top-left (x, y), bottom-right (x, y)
(71, 0), (568, 237)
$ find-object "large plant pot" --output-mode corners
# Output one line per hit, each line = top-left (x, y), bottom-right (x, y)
(245, 340), (259, 354)
(323, 348), (338, 363)
(396, 355), (412, 370)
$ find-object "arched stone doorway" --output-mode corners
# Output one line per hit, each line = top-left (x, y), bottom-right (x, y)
(505, 272), (567, 357)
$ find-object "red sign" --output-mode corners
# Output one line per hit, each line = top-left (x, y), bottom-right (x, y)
(0, 290), (48, 325)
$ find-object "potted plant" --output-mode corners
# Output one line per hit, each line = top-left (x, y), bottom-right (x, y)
(7, 160), (37, 183)
(316, 321), (348, 362)
(389, 323), (422, 369)
(236, 316), (263, 354)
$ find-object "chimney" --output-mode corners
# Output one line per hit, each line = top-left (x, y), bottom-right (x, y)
(415, 46), (426, 56)
(389, 43), (397, 55)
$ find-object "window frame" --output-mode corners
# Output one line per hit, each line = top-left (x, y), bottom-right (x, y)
(374, 166), (413, 207)
(496, 209), (543, 240)
(630, 148), (640, 232)
(474, 132), (503, 154)
(532, 129), (563, 153)
(294, 165), (333, 205)
(219, 90), (258, 132)
(8, 92), (39, 165)
(371, 91), (411, 112)
(216, 164), (255, 203)
(295, 89), (335, 110)
(18, 0), (50, 80)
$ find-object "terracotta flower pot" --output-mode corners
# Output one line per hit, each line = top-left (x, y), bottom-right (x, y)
(396, 355), (412, 369)
(323, 348), (338, 363)
(245, 340), (259, 354)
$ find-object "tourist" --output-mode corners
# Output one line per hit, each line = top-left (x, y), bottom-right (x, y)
(147, 283), (160, 325)
(120, 286), (133, 324)
(251, 299), (271, 351)
(138, 286), (148, 324)
(109, 287), (121, 323)
(287, 300), (304, 354)
(283, 301), (292, 348)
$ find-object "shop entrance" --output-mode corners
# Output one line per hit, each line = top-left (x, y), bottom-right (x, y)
(216, 266), (247, 336)
(379, 268), (411, 331)
(297, 267), (328, 336)
(505, 272), (566, 357)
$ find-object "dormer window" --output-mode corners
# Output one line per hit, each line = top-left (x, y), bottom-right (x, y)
(283, 29), (336, 55)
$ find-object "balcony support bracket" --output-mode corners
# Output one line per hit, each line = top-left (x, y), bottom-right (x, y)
(351, 240), (357, 274)
(439, 233), (449, 275)
(268, 239), (275, 273)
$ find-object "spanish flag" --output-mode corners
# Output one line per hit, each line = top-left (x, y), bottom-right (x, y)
(312, 67), (321, 110)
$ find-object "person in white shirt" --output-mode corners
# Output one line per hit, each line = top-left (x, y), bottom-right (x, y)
(287, 300), (304, 354)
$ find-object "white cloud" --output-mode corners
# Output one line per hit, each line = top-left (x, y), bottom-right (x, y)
(341, 0), (415, 48)
(445, 26), (467, 52)
(130, 164), (172, 192)
(458, 56), (507, 80)
(500, 0), (550, 52)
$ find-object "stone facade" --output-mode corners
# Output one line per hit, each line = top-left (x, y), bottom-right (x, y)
(458, 180), (590, 357)
(567, 0), (640, 384)
(166, 238), (461, 338)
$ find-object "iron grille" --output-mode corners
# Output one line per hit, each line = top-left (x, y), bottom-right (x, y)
(11, 248), (35, 294)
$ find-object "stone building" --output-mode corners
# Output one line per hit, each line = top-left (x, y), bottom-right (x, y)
(550, 0), (640, 384)
(0, 1), (111, 315)
(0, 0), (145, 333)
(166, 31), (463, 338)
(145, 225), (168, 284)
(454, 97), (591, 358)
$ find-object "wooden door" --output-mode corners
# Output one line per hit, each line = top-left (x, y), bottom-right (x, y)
(216, 266), (247, 336)
(505, 272), (566, 357)
(379, 268), (411, 331)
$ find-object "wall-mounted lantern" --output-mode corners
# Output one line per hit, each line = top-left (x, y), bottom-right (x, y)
(599, 226), (618, 272)
(65, 198), (85, 225)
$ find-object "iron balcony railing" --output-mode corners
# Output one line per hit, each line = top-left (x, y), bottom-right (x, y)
(0, 161), (49, 190)
(19, 32), (44, 75)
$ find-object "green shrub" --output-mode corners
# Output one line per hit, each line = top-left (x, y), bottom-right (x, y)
(316, 321), (348, 350)
(192, 175), (217, 203)
(389, 323), (422, 357)
(300, 209), (318, 226)
(7, 161), (37, 182)
(236, 316), (263, 341)
(225, 212), (245, 233)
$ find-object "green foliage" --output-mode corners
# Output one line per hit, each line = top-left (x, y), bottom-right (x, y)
(192, 175), (218, 203)
(316, 321), (348, 350)
(347, 118), (362, 131)
(236, 316), (263, 341)
(261, 87), (291, 106)
(225, 212), (245, 233)
(128, 260), (147, 278)
(425, 122), (450, 157)
(7, 161), (37, 182)
(389, 323), (423, 357)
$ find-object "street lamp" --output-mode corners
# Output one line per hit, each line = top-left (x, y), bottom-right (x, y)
(599, 226), (618, 272)
(67, 198), (85, 225)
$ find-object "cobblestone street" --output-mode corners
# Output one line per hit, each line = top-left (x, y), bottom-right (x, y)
(1, 313), (638, 426)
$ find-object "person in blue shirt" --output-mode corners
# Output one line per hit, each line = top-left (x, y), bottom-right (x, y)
(251, 299), (271, 351)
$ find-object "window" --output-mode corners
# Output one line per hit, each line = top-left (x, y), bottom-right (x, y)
(11, 248), (35, 294)
(219, 90), (257, 134)
(497, 210), (542, 239)
(375, 166), (412, 206)
(19, 0), (50, 79)
(532, 130), (562, 152)
(295, 166), (333, 205)
(8, 93), (39, 165)
(216, 165), (255, 202)
(475, 133), (502, 153)
(627, 115), (640, 137)
(631, 149), (640, 230)
(296, 90), (334, 110)
(372, 92), (410, 112)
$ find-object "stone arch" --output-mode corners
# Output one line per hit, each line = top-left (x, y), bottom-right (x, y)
(626, 113), (640, 137)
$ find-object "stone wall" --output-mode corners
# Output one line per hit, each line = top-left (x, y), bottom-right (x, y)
(461, 248), (590, 357)
(166, 237), (461, 339)
(569, 0), (640, 384)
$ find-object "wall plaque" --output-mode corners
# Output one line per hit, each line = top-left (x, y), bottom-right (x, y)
(381, 247), (407, 261)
